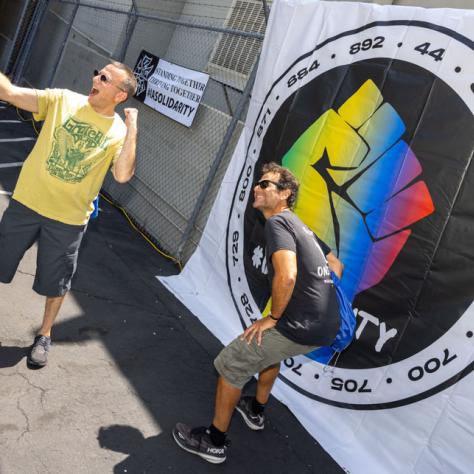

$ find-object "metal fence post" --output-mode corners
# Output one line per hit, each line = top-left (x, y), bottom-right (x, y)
(2, 0), (30, 74)
(12, 0), (50, 83)
(175, 0), (269, 262)
(49, 0), (80, 86)
(175, 60), (259, 261)
(261, 0), (270, 23)
(117, 0), (138, 63)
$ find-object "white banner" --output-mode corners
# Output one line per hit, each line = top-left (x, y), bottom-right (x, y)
(161, 1), (474, 472)
(144, 59), (209, 127)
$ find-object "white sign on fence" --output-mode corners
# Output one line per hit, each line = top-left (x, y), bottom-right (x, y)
(143, 59), (209, 127)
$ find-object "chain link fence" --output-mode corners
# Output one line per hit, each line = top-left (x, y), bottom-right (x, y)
(11, 0), (269, 264)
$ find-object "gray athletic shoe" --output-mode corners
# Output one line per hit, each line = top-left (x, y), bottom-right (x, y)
(172, 423), (228, 464)
(236, 396), (265, 431)
(28, 335), (51, 367)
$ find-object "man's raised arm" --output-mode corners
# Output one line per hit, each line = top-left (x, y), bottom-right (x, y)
(0, 71), (39, 113)
(112, 108), (138, 183)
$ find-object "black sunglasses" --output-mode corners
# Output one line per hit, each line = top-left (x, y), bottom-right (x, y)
(93, 69), (126, 92)
(256, 179), (285, 190)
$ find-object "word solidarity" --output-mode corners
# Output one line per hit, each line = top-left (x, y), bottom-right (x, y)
(146, 89), (195, 118)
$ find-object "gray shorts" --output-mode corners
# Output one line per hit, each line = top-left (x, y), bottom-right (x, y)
(0, 199), (86, 297)
(214, 327), (318, 389)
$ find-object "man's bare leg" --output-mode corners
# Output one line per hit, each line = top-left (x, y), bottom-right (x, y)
(211, 376), (242, 432)
(256, 363), (280, 404)
(38, 295), (65, 337)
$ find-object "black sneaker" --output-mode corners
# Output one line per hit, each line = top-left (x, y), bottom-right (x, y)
(172, 423), (228, 464)
(236, 396), (265, 431)
(27, 335), (51, 367)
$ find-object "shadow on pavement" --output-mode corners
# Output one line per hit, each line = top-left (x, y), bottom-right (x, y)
(98, 425), (184, 473)
(0, 344), (28, 368)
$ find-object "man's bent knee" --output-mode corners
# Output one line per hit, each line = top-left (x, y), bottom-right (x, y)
(214, 350), (252, 389)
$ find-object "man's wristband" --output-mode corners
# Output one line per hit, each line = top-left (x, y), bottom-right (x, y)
(268, 314), (280, 321)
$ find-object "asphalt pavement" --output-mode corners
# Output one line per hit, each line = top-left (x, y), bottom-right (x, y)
(0, 104), (343, 474)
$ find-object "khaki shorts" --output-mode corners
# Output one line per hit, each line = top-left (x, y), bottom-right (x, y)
(214, 327), (317, 389)
(0, 199), (86, 297)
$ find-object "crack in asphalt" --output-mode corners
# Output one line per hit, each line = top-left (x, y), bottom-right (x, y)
(17, 373), (48, 408)
(0, 371), (49, 442)
(16, 398), (31, 442)
(16, 269), (35, 278)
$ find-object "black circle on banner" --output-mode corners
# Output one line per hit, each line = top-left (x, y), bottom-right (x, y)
(243, 58), (474, 369)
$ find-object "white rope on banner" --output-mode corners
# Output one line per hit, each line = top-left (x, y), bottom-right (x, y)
(0, 138), (35, 143)
(0, 190), (12, 195)
(0, 162), (24, 168)
(0, 120), (22, 123)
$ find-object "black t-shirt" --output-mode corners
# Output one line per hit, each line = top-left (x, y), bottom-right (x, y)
(265, 210), (340, 346)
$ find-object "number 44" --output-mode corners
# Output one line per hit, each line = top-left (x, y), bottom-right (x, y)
(414, 42), (445, 62)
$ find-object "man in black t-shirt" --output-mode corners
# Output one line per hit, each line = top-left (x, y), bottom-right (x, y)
(173, 163), (344, 464)
(265, 208), (341, 346)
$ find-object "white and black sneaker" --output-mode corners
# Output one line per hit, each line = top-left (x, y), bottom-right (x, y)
(172, 423), (228, 464)
(236, 396), (265, 431)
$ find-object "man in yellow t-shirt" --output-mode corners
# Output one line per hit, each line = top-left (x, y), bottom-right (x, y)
(0, 62), (138, 367)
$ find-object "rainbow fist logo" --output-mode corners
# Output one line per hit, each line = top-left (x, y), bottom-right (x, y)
(283, 80), (435, 301)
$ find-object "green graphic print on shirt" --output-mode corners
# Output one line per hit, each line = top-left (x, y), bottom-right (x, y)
(46, 116), (109, 183)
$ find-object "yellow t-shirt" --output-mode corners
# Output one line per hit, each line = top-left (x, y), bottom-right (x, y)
(13, 88), (126, 225)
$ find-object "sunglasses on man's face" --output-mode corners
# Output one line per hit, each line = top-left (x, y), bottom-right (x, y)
(255, 179), (285, 190)
(93, 69), (126, 92)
